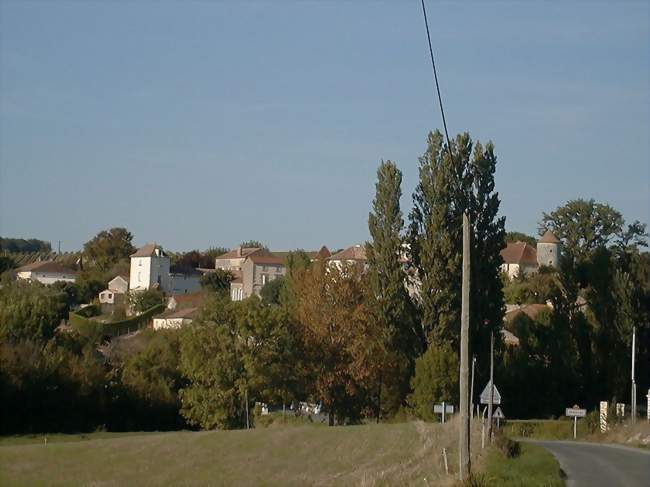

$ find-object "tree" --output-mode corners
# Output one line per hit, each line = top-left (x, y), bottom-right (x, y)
(293, 261), (375, 425)
(409, 342), (459, 421)
(366, 160), (422, 417)
(0, 237), (51, 253)
(0, 255), (15, 274)
(540, 199), (647, 260)
(0, 281), (68, 342)
(260, 276), (286, 305)
(506, 231), (536, 247)
(240, 240), (267, 250)
(200, 269), (233, 295)
(83, 227), (135, 272)
(408, 131), (506, 360)
(128, 288), (164, 313)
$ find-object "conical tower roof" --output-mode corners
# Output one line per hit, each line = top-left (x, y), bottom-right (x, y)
(539, 229), (561, 244)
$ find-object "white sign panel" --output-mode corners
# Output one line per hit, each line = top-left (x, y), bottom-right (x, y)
(434, 404), (455, 414)
(480, 382), (501, 405)
(493, 407), (505, 420)
(565, 407), (586, 418)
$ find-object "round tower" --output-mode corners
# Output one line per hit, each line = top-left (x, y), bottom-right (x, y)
(537, 230), (561, 268)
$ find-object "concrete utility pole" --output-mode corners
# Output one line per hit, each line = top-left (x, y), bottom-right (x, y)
(487, 331), (494, 442)
(631, 326), (636, 424)
(459, 211), (471, 481)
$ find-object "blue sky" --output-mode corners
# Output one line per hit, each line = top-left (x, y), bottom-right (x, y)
(1, 1), (648, 252)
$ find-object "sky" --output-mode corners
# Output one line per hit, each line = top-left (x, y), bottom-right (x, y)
(1, 1), (648, 252)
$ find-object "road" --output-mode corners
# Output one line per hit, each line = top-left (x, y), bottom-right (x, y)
(532, 440), (650, 487)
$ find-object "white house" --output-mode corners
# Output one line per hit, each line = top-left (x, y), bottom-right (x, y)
(98, 275), (129, 310)
(153, 307), (198, 330)
(15, 261), (78, 284)
(129, 243), (201, 295)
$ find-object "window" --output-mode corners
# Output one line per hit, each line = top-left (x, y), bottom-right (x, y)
(261, 274), (268, 285)
(108, 293), (112, 299)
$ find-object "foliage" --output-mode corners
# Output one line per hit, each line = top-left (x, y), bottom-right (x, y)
(505, 231), (536, 246)
(0, 280), (68, 342)
(240, 240), (267, 249)
(83, 227), (136, 273)
(128, 288), (164, 313)
(366, 160), (422, 417)
(408, 131), (505, 375)
(260, 276), (286, 305)
(0, 255), (15, 273)
(174, 248), (228, 270)
(200, 269), (233, 295)
(0, 237), (51, 253)
(502, 266), (559, 305)
(408, 341), (458, 421)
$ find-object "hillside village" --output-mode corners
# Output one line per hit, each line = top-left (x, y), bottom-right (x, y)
(8, 229), (564, 346)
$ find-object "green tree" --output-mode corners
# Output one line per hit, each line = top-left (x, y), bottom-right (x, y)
(240, 240), (267, 250)
(0, 255), (15, 274)
(83, 227), (136, 272)
(408, 131), (506, 360)
(366, 160), (422, 417)
(0, 281), (68, 342)
(506, 231), (536, 246)
(260, 276), (286, 305)
(408, 342), (459, 421)
(200, 269), (233, 295)
(128, 288), (164, 313)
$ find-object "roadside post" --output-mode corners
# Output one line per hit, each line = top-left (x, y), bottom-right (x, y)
(647, 389), (650, 422)
(480, 380), (501, 441)
(616, 403), (625, 418)
(434, 402), (455, 424)
(599, 401), (608, 432)
(566, 405), (587, 439)
(493, 407), (505, 429)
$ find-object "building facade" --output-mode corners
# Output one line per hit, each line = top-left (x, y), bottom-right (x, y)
(15, 261), (78, 284)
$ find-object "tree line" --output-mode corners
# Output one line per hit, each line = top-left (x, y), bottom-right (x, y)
(1, 130), (647, 433)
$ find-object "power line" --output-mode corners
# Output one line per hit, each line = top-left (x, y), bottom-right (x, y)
(419, 0), (454, 158)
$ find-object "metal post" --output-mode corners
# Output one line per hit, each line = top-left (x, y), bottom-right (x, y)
(487, 331), (494, 443)
(631, 326), (636, 424)
(458, 211), (471, 480)
(442, 401), (446, 424)
(470, 356), (476, 420)
(573, 416), (577, 439)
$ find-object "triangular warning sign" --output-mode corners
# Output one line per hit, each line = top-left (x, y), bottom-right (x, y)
(480, 381), (501, 405)
(494, 407), (505, 419)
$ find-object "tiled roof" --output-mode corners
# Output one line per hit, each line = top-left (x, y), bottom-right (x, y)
(504, 303), (550, 322)
(539, 230), (561, 244)
(16, 260), (78, 274)
(158, 307), (199, 320)
(169, 292), (205, 308)
(130, 243), (166, 258)
(215, 247), (270, 260)
(501, 329), (520, 347)
(500, 242), (537, 265)
(328, 245), (367, 262)
(315, 245), (331, 259)
(248, 254), (285, 266)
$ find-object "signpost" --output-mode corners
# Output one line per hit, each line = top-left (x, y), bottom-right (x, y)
(493, 407), (505, 429)
(566, 405), (587, 439)
(599, 401), (608, 432)
(480, 382), (501, 405)
(434, 402), (455, 424)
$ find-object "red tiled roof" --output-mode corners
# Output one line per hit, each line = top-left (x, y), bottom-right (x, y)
(215, 247), (271, 260)
(170, 292), (205, 308)
(500, 242), (537, 265)
(248, 254), (285, 266)
(328, 245), (367, 262)
(16, 260), (78, 275)
(130, 243), (165, 258)
(504, 303), (550, 322)
(539, 230), (561, 244)
(159, 307), (199, 320)
(315, 246), (331, 259)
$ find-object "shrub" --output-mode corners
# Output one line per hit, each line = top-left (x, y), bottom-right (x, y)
(494, 434), (521, 458)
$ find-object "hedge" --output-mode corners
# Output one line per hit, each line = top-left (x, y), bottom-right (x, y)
(69, 304), (165, 337)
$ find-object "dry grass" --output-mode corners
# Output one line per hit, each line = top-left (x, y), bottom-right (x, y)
(0, 419), (484, 487)
(586, 421), (650, 449)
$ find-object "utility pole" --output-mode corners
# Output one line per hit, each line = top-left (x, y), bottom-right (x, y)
(470, 356), (476, 420)
(459, 211), (471, 480)
(487, 331), (494, 442)
(631, 326), (636, 424)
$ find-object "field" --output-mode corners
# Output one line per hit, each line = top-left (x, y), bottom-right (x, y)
(0, 421), (484, 487)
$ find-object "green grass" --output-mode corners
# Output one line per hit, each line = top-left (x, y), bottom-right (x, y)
(0, 421), (470, 487)
(481, 442), (565, 487)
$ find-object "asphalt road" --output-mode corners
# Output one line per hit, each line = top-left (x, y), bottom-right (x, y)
(532, 440), (650, 487)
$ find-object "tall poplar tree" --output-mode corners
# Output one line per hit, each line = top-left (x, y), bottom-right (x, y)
(366, 161), (423, 416)
(408, 130), (505, 364)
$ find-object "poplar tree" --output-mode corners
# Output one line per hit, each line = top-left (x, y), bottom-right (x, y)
(366, 161), (423, 416)
(408, 131), (505, 362)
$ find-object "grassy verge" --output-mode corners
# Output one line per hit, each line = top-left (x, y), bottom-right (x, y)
(0, 421), (481, 486)
(479, 441), (565, 487)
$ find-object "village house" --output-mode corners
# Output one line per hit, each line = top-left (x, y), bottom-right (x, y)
(500, 230), (561, 279)
(129, 243), (201, 295)
(98, 275), (128, 312)
(214, 247), (287, 301)
(153, 307), (198, 330)
(327, 244), (367, 269)
(15, 261), (78, 284)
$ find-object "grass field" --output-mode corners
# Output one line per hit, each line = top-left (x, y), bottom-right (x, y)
(0, 421), (484, 487)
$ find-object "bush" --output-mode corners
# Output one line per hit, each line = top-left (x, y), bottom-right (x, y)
(494, 434), (521, 458)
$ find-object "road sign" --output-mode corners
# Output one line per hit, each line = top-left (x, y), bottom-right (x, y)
(493, 407), (505, 420)
(565, 406), (587, 417)
(480, 381), (501, 405)
(433, 402), (454, 424)
(433, 404), (455, 414)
